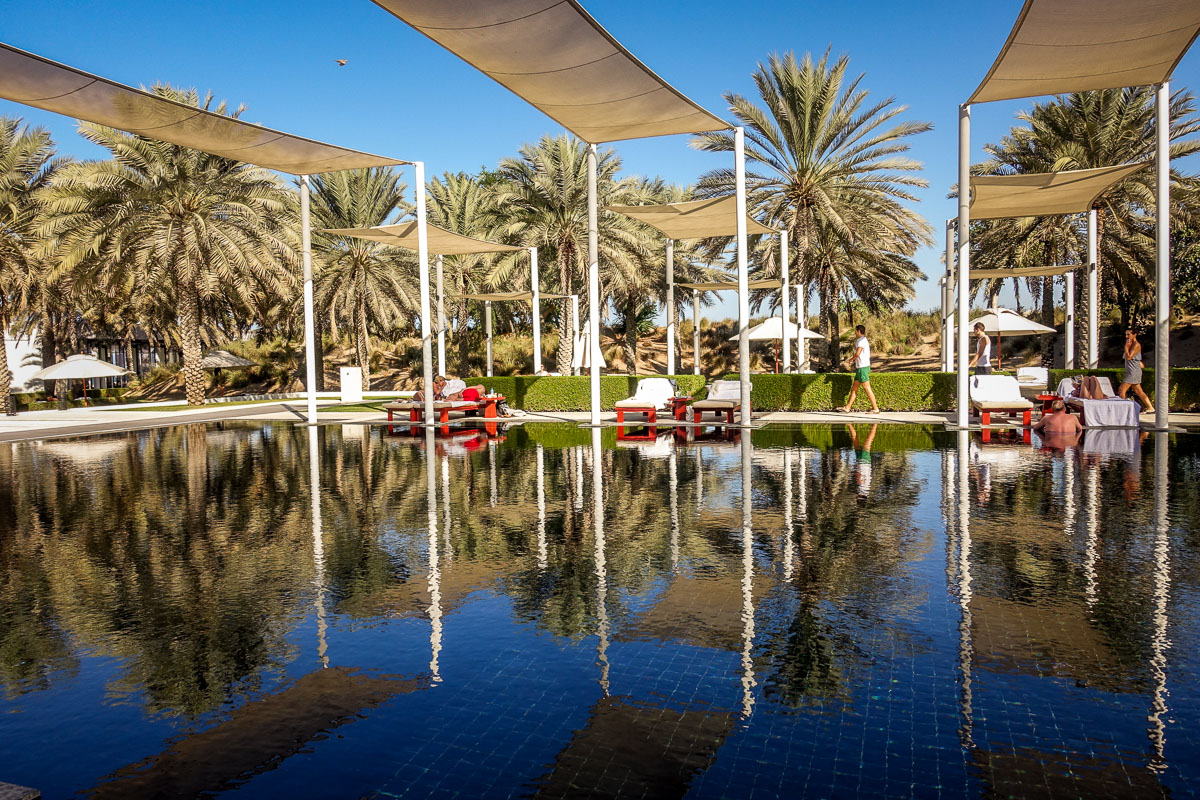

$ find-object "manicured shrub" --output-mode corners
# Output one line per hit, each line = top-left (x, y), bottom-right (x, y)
(473, 375), (707, 412)
(723, 372), (960, 411)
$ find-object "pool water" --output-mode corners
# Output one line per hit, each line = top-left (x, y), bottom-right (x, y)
(1, 421), (1198, 799)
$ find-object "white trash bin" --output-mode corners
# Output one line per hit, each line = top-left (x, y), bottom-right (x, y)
(340, 367), (363, 403)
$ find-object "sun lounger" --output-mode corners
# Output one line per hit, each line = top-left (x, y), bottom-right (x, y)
(385, 396), (503, 424)
(970, 374), (1033, 427)
(1015, 367), (1049, 396)
(690, 380), (743, 424)
(1055, 377), (1139, 427)
(614, 378), (679, 425)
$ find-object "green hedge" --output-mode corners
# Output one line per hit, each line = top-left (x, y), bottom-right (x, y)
(472, 375), (707, 412)
(723, 372), (960, 411)
(1049, 367), (1200, 411)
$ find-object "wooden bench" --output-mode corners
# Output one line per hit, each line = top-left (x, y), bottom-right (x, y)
(385, 395), (504, 424)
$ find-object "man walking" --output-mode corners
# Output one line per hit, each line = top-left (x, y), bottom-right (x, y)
(839, 325), (880, 414)
(969, 322), (992, 375)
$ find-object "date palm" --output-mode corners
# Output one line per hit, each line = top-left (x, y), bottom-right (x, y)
(691, 50), (932, 370)
(310, 167), (416, 390)
(39, 87), (297, 406)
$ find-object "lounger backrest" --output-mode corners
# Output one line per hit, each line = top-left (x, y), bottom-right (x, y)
(969, 374), (1022, 402)
(707, 380), (740, 401)
(632, 377), (676, 407)
(1096, 376), (1116, 396)
(1015, 367), (1048, 385)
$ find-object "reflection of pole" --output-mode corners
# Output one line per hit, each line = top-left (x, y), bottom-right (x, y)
(668, 449), (679, 571)
(955, 429), (974, 748)
(307, 426), (328, 668)
(574, 445), (584, 511)
(537, 443), (547, 570)
(1063, 448), (1077, 536)
(591, 428), (609, 696)
(943, 448), (957, 588)
(426, 427), (443, 683)
(783, 449), (794, 580)
(739, 433), (756, 718)
(1084, 462), (1099, 608)
(441, 456), (452, 561)
(695, 446), (704, 510)
(488, 439), (498, 507)
(1148, 432), (1171, 772)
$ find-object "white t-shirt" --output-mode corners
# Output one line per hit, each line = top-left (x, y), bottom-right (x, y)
(441, 378), (467, 398)
(854, 337), (871, 369)
(976, 336), (991, 368)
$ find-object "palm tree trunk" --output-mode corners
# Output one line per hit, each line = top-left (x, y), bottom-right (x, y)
(356, 295), (370, 391)
(456, 300), (470, 375)
(623, 310), (637, 375)
(0, 309), (13, 414)
(177, 277), (207, 406)
(1041, 274), (1056, 367)
(40, 303), (57, 397)
(819, 278), (839, 371)
(555, 244), (574, 374)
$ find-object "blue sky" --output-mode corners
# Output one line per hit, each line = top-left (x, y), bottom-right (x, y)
(3, 0), (1198, 322)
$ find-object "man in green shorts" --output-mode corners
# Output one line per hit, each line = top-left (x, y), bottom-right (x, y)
(838, 325), (880, 414)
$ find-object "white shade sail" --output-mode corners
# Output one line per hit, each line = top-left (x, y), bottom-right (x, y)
(678, 279), (781, 292)
(0, 42), (405, 175)
(31, 354), (130, 380)
(969, 0), (1200, 104)
(970, 264), (1079, 279)
(966, 307), (1056, 336)
(324, 222), (525, 255)
(606, 196), (775, 238)
(370, 0), (726, 143)
(970, 164), (1146, 220)
(462, 291), (568, 301)
(727, 317), (823, 342)
(201, 350), (256, 369)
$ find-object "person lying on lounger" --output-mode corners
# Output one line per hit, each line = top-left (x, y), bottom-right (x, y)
(414, 375), (486, 402)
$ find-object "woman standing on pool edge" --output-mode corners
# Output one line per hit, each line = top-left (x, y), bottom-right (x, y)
(838, 325), (880, 414)
(1118, 329), (1153, 413)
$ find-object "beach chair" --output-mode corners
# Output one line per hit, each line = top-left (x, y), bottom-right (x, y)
(1015, 366), (1049, 394)
(1055, 376), (1139, 427)
(690, 380), (743, 424)
(970, 375), (1033, 427)
(614, 378), (678, 425)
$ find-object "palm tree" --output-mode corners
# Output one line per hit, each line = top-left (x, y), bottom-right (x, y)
(691, 50), (932, 370)
(491, 135), (648, 374)
(39, 87), (297, 406)
(310, 167), (416, 390)
(0, 117), (61, 413)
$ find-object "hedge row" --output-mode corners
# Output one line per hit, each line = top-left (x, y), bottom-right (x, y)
(1049, 368), (1200, 411)
(473, 375), (707, 412)
(10, 386), (128, 411)
(722, 372), (959, 412)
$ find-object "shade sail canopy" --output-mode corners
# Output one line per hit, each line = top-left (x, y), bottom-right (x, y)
(966, 307), (1056, 335)
(572, 317), (606, 370)
(0, 42), (405, 175)
(323, 222), (524, 255)
(968, 0), (1200, 104)
(201, 350), (256, 369)
(970, 163), (1146, 220)
(462, 291), (568, 301)
(370, 0), (726, 143)
(606, 196), (775, 238)
(728, 317), (823, 342)
(970, 264), (1078, 279)
(31, 354), (130, 380)
(678, 279), (781, 292)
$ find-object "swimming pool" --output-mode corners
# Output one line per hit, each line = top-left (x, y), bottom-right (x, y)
(0, 421), (1196, 798)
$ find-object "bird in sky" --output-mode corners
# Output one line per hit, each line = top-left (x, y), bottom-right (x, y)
(335, 59), (348, 66)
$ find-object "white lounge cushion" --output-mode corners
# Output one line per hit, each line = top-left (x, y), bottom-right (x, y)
(706, 380), (741, 401)
(619, 377), (676, 409)
(969, 374), (1025, 404)
(1016, 367), (1048, 386)
(692, 398), (738, 410)
(973, 399), (1033, 410)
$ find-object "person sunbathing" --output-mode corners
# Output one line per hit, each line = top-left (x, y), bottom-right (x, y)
(1033, 399), (1083, 435)
(414, 375), (485, 402)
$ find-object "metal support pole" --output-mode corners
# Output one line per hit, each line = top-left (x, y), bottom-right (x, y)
(300, 175), (317, 424)
(781, 231), (790, 373)
(944, 218), (955, 372)
(530, 246), (542, 375)
(415, 162), (434, 426)
(435, 253), (445, 377)
(570, 294), (580, 376)
(485, 300), (493, 377)
(587, 144), (601, 426)
(956, 105), (971, 428)
(666, 238), (675, 376)
(1156, 81), (1171, 430)
(734, 127), (751, 427)
(1065, 272), (1075, 369)
(693, 289), (701, 375)
(1088, 208), (1099, 369)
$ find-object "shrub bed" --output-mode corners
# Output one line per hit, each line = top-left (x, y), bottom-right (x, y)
(723, 372), (960, 411)
(473, 375), (707, 412)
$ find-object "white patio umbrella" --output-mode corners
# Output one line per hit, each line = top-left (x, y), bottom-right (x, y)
(201, 350), (255, 369)
(966, 307), (1055, 369)
(571, 317), (607, 372)
(30, 354), (131, 407)
(728, 317), (822, 372)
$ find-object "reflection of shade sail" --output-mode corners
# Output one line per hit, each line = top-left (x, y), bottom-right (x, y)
(369, 0), (726, 143)
(968, 0), (1200, 104)
(462, 291), (568, 301)
(0, 42), (404, 175)
(970, 164), (1146, 220)
(678, 279), (781, 292)
(970, 265), (1078, 279)
(323, 222), (524, 255)
(606, 196), (775, 238)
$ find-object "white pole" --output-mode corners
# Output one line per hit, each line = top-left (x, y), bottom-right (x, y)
(1065, 272), (1075, 369)
(587, 144), (601, 426)
(781, 231), (790, 373)
(436, 253), (446, 377)
(734, 127), (751, 427)
(1156, 81), (1171, 430)
(415, 162), (435, 426)
(944, 219), (955, 372)
(571, 294), (580, 376)
(956, 105), (971, 428)
(666, 238), (675, 376)
(1088, 208), (1099, 369)
(797, 284), (807, 371)
(693, 288), (701, 375)
(530, 246), (542, 375)
(300, 175), (317, 424)
(485, 300), (493, 377)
